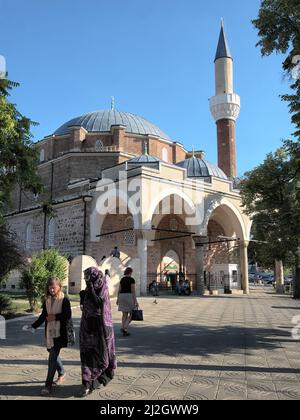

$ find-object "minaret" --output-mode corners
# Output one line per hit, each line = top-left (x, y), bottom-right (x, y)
(209, 20), (240, 178)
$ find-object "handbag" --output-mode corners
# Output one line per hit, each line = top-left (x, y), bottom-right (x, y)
(66, 318), (75, 347)
(131, 307), (143, 322)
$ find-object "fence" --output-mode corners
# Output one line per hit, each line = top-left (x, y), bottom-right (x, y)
(146, 272), (242, 295)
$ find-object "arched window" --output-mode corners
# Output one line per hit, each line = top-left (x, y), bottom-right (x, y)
(48, 219), (55, 248)
(124, 216), (136, 245)
(25, 224), (32, 250)
(40, 149), (45, 162)
(169, 218), (178, 232)
(95, 140), (104, 152)
(162, 147), (168, 162)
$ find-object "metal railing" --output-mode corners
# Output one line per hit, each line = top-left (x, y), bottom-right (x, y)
(146, 272), (242, 295)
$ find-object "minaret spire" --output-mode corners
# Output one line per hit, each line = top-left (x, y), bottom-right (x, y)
(209, 21), (241, 178)
(215, 20), (232, 62)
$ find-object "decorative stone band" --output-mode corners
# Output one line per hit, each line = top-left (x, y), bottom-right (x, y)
(209, 93), (241, 122)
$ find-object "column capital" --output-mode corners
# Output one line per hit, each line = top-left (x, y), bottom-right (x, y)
(239, 239), (249, 248)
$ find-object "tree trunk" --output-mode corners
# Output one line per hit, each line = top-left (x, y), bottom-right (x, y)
(293, 249), (300, 299)
(275, 260), (284, 294)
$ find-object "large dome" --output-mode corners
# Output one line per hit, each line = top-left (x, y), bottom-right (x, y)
(53, 110), (170, 140)
(176, 156), (228, 180)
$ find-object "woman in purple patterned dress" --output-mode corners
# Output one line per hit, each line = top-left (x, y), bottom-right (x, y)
(79, 267), (117, 397)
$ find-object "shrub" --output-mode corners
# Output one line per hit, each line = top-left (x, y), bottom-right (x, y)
(0, 294), (13, 315)
(0, 225), (25, 283)
(21, 249), (68, 311)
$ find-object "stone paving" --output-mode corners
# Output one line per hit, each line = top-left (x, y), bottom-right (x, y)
(1, 287), (300, 400)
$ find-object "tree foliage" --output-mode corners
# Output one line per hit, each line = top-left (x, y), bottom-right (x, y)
(20, 249), (68, 311)
(253, 0), (300, 137)
(0, 77), (42, 221)
(0, 294), (13, 316)
(240, 148), (300, 298)
(0, 224), (25, 282)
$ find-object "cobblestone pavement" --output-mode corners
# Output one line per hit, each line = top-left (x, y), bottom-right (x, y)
(1, 287), (300, 400)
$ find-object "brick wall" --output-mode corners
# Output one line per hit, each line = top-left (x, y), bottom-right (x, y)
(217, 119), (236, 177)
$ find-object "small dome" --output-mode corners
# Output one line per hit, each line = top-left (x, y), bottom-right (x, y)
(53, 110), (170, 140)
(128, 154), (160, 164)
(176, 157), (227, 180)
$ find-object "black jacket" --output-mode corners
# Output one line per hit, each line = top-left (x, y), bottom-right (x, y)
(32, 297), (72, 349)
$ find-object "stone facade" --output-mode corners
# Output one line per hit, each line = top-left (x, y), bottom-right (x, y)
(3, 25), (251, 295)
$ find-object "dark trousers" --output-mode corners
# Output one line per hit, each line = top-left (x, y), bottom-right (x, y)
(46, 347), (65, 386)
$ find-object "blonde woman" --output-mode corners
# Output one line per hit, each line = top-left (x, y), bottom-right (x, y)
(31, 277), (72, 396)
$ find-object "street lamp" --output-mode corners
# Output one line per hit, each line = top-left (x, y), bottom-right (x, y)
(82, 195), (93, 255)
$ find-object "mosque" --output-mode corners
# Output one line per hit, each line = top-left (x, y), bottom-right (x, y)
(3, 24), (251, 297)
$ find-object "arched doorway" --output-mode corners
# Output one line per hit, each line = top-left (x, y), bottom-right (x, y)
(159, 250), (180, 292)
(205, 201), (248, 293)
(148, 194), (197, 293)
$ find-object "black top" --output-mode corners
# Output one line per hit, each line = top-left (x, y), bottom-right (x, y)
(120, 276), (135, 294)
(31, 297), (72, 349)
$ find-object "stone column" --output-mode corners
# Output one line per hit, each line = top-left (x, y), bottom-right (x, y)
(239, 240), (249, 295)
(275, 260), (284, 294)
(193, 236), (207, 296)
(136, 230), (148, 296)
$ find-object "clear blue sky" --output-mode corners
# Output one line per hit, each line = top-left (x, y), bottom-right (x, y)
(0, 0), (294, 176)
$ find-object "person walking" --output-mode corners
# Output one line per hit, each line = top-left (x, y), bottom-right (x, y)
(31, 277), (72, 396)
(105, 269), (111, 284)
(110, 247), (120, 258)
(79, 267), (117, 397)
(116, 267), (138, 337)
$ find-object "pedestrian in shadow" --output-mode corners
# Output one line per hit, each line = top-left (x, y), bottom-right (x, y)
(31, 277), (72, 396)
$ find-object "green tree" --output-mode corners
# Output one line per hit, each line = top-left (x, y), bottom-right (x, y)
(0, 294), (13, 316)
(253, 0), (300, 136)
(0, 77), (42, 221)
(0, 224), (25, 282)
(240, 148), (300, 298)
(21, 249), (68, 311)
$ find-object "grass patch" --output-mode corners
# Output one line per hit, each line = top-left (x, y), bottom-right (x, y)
(0, 292), (80, 319)
(1, 291), (27, 300)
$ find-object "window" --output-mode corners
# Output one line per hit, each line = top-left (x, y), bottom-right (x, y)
(11, 285), (15, 290)
(95, 140), (104, 152)
(169, 218), (178, 231)
(232, 270), (238, 283)
(48, 219), (55, 248)
(162, 147), (168, 162)
(124, 216), (136, 245)
(70, 282), (75, 287)
(25, 224), (32, 250)
(40, 149), (45, 162)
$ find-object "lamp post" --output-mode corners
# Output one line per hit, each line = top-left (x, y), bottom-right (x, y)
(82, 195), (93, 255)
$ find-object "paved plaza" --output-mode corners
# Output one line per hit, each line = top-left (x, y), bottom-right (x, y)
(1, 287), (300, 400)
